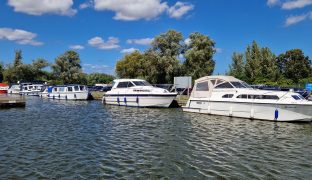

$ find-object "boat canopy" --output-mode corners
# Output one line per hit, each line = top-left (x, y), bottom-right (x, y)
(192, 76), (251, 98)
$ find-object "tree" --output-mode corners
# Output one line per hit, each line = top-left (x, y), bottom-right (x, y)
(277, 49), (311, 84)
(0, 62), (3, 82)
(183, 32), (216, 80)
(115, 51), (146, 79)
(52, 50), (83, 84)
(87, 73), (115, 85)
(244, 41), (261, 83)
(32, 58), (50, 81)
(257, 47), (279, 83)
(228, 52), (246, 81)
(13, 50), (23, 67)
(149, 30), (183, 83)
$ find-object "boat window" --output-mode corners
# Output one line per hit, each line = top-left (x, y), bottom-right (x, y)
(237, 94), (279, 100)
(237, 94), (248, 98)
(59, 87), (65, 92)
(216, 79), (225, 85)
(24, 87), (28, 90)
(68, 87), (73, 92)
(292, 95), (300, 100)
(210, 80), (216, 85)
(79, 86), (85, 91)
(74, 86), (79, 91)
(132, 81), (152, 86)
(54, 87), (58, 92)
(231, 82), (247, 88)
(222, 94), (234, 98)
(215, 82), (234, 89)
(117, 81), (134, 88)
(196, 81), (209, 91)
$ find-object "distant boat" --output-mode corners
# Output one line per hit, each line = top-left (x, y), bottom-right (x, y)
(7, 84), (21, 94)
(40, 85), (90, 100)
(20, 83), (44, 96)
(102, 79), (177, 107)
(183, 75), (312, 122)
(0, 83), (9, 94)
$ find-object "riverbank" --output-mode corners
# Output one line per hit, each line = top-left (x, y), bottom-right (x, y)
(0, 95), (26, 108)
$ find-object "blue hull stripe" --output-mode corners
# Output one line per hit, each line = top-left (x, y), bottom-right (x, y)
(105, 94), (176, 97)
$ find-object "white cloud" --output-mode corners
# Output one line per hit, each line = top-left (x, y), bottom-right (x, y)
(267, 0), (281, 7)
(214, 48), (222, 53)
(282, 0), (312, 10)
(0, 28), (43, 46)
(120, 48), (139, 54)
(79, 0), (93, 9)
(184, 38), (191, 46)
(168, 2), (194, 19)
(69, 45), (84, 50)
(94, 0), (168, 21)
(127, 38), (154, 45)
(88, 36), (120, 50)
(8, 0), (77, 16)
(285, 13), (309, 26)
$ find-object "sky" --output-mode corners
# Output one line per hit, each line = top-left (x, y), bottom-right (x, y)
(0, 0), (312, 75)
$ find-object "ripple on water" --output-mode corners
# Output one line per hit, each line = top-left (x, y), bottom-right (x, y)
(0, 97), (311, 179)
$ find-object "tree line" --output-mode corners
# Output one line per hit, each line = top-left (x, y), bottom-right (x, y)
(228, 41), (311, 87)
(116, 30), (216, 84)
(0, 50), (114, 85)
(1, 30), (311, 88)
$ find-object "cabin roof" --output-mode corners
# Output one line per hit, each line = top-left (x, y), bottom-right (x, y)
(113, 79), (145, 82)
(195, 75), (242, 83)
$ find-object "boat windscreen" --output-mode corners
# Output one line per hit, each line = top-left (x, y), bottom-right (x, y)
(132, 81), (152, 86)
(230, 81), (252, 88)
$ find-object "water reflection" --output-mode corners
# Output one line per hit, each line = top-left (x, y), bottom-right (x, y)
(0, 98), (311, 179)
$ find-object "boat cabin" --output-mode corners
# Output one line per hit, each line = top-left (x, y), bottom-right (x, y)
(48, 85), (87, 93)
(112, 79), (152, 89)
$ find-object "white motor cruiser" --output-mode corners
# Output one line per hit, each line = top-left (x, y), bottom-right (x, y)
(41, 85), (90, 100)
(20, 83), (44, 96)
(183, 76), (312, 122)
(102, 79), (177, 107)
(7, 84), (21, 94)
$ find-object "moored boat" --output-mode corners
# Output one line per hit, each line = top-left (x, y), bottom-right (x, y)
(0, 83), (9, 94)
(7, 84), (21, 94)
(42, 85), (90, 100)
(102, 79), (177, 107)
(20, 83), (44, 96)
(183, 76), (312, 122)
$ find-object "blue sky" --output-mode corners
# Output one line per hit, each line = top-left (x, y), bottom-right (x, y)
(0, 0), (312, 75)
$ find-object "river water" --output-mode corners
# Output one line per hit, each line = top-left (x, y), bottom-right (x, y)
(0, 97), (311, 179)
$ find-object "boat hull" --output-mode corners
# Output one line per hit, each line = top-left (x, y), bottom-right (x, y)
(0, 90), (7, 94)
(183, 100), (312, 122)
(103, 95), (176, 108)
(46, 92), (89, 100)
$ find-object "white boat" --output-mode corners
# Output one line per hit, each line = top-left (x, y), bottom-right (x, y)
(41, 85), (90, 100)
(7, 84), (21, 94)
(20, 83), (44, 96)
(183, 76), (312, 122)
(102, 79), (177, 107)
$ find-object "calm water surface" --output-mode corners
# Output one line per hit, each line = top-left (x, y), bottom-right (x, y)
(0, 97), (311, 179)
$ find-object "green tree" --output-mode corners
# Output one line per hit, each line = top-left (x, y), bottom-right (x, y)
(0, 62), (4, 82)
(228, 52), (246, 81)
(87, 73), (115, 85)
(32, 58), (50, 81)
(183, 32), (216, 80)
(245, 41), (261, 83)
(52, 50), (83, 84)
(256, 47), (279, 83)
(149, 30), (183, 83)
(115, 51), (146, 79)
(13, 50), (23, 67)
(277, 49), (311, 84)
